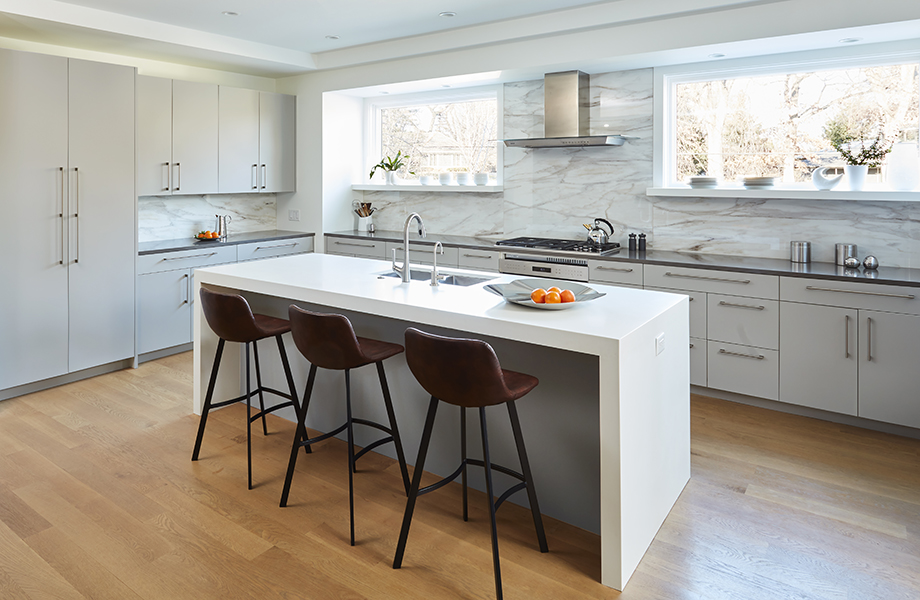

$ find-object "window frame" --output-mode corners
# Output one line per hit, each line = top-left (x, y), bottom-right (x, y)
(363, 85), (504, 185)
(653, 41), (920, 188)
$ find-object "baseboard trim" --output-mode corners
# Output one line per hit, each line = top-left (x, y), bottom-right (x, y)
(1, 358), (135, 402)
(138, 343), (193, 364)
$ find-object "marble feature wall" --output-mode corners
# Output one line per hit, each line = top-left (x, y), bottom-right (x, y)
(138, 194), (277, 242)
(356, 68), (920, 267)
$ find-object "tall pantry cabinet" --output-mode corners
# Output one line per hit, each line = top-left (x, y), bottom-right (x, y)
(0, 49), (135, 391)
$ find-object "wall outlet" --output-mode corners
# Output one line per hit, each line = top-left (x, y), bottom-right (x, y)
(655, 333), (665, 356)
(288, 209), (300, 222)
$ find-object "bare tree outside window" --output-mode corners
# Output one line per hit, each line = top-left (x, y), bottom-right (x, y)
(380, 99), (498, 180)
(674, 64), (919, 184)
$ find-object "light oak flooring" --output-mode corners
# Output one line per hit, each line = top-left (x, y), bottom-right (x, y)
(0, 351), (918, 599)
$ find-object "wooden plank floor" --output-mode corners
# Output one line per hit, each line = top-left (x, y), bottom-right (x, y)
(1, 351), (918, 599)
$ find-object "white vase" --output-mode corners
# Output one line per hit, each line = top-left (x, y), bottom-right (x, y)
(473, 173), (490, 185)
(456, 172), (473, 185)
(887, 143), (920, 191)
(385, 171), (398, 185)
(844, 165), (868, 191)
(438, 172), (454, 185)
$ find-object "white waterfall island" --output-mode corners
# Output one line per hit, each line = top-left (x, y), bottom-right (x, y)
(193, 252), (690, 591)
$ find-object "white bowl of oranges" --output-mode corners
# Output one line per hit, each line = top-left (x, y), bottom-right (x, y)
(195, 230), (221, 241)
(484, 278), (605, 310)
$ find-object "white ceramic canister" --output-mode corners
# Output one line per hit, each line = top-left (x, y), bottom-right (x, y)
(887, 143), (920, 191)
(438, 172), (454, 185)
(456, 172), (473, 185)
(473, 173), (490, 185)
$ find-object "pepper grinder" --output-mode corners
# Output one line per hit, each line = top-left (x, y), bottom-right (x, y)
(628, 233), (637, 251)
(638, 233), (647, 252)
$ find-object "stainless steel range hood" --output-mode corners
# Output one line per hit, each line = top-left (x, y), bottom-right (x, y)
(503, 70), (634, 148)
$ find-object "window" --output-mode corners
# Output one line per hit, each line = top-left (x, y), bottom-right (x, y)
(658, 49), (919, 187)
(366, 88), (501, 183)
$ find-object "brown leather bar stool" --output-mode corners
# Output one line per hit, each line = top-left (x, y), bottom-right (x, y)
(393, 327), (548, 600)
(192, 287), (302, 490)
(280, 305), (411, 546)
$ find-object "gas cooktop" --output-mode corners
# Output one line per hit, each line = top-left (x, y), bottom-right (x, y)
(495, 236), (620, 256)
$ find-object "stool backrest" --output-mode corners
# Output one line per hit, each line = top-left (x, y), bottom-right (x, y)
(288, 305), (365, 370)
(404, 327), (511, 408)
(199, 287), (262, 343)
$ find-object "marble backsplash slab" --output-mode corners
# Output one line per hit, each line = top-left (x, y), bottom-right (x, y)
(138, 194), (277, 243)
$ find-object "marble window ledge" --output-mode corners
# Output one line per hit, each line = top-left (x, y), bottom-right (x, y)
(647, 187), (920, 202)
(353, 184), (504, 193)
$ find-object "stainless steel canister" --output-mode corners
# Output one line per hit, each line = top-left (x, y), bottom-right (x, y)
(790, 241), (812, 263)
(835, 243), (857, 266)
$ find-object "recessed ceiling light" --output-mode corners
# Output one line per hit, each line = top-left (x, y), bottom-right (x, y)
(708, 53), (725, 58)
(439, 11), (457, 18)
(325, 35), (340, 40)
(380, 91), (389, 95)
(442, 85), (451, 88)
(839, 37), (862, 43)
(221, 11), (238, 16)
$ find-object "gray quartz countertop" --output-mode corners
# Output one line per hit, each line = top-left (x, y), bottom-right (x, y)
(139, 230), (314, 256)
(325, 230), (920, 288)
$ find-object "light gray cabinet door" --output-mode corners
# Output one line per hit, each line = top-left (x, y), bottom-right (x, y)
(136, 75), (173, 196)
(259, 92), (295, 192)
(172, 80), (219, 195)
(67, 58), (136, 373)
(218, 86), (260, 193)
(138, 269), (192, 353)
(0, 49), (70, 390)
(779, 302), (858, 415)
(858, 310), (920, 428)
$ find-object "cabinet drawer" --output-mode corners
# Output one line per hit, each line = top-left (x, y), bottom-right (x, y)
(458, 249), (500, 272)
(589, 260), (643, 286)
(646, 287), (706, 339)
(326, 237), (387, 259)
(644, 264), (778, 299)
(707, 341), (778, 400)
(237, 237), (313, 261)
(707, 294), (779, 350)
(138, 245), (238, 275)
(388, 243), (459, 267)
(689, 337), (707, 387)
(780, 277), (920, 316)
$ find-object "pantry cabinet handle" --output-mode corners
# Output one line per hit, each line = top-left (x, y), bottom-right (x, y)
(718, 300), (765, 310)
(334, 241), (377, 248)
(596, 266), (634, 273)
(718, 348), (764, 360)
(73, 167), (80, 264)
(173, 162), (181, 191)
(805, 285), (915, 300)
(255, 243), (298, 251)
(261, 164), (266, 190)
(463, 253), (492, 259)
(162, 252), (217, 261)
(844, 315), (850, 359)
(182, 273), (189, 305)
(665, 272), (750, 284)
(252, 164), (258, 190)
(59, 167), (65, 265)
(867, 317), (873, 362)
(162, 162), (170, 192)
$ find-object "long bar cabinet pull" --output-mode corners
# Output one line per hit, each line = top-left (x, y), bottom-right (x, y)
(665, 272), (750, 284)
(255, 243), (298, 251)
(844, 315), (850, 358)
(805, 285), (915, 300)
(718, 300), (765, 310)
(463, 253), (492, 259)
(162, 252), (217, 261)
(867, 317), (873, 362)
(174, 163), (181, 191)
(596, 266), (634, 273)
(73, 167), (80, 264)
(59, 167), (65, 265)
(718, 348), (765, 360)
(162, 162), (170, 192)
(252, 164), (258, 190)
(182, 274), (189, 305)
(261, 164), (267, 190)
(334, 241), (376, 248)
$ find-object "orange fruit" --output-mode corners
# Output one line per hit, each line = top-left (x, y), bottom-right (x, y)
(560, 289), (576, 303)
(208, 231), (218, 238)
(547, 286), (562, 294)
(544, 291), (562, 304)
(530, 288), (547, 303)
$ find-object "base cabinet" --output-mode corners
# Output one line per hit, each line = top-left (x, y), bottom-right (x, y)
(858, 310), (920, 429)
(138, 269), (193, 354)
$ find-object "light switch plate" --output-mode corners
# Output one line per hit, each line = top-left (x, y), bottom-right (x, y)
(655, 333), (665, 355)
(288, 209), (300, 222)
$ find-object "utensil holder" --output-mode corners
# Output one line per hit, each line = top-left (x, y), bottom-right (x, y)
(357, 216), (373, 232)
(790, 241), (811, 263)
(835, 243), (857, 266)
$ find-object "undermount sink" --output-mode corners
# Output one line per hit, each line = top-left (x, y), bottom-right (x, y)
(377, 269), (495, 287)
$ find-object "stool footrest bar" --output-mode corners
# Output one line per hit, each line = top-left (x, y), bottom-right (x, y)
(466, 458), (525, 482)
(353, 436), (394, 462)
(299, 422), (348, 447)
(249, 400), (296, 423)
(493, 482), (528, 512)
(352, 417), (394, 435)
(419, 463), (466, 496)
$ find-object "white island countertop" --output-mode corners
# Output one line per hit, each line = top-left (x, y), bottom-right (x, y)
(193, 252), (690, 591)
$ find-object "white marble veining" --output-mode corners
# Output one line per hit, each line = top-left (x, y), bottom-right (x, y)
(138, 194), (277, 242)
(355, 66), (920, 267)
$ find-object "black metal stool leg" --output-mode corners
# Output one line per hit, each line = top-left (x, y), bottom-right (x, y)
(280, 364), (317, 507)
(461, 406), (468, 522)
(192, 338), (225, 461)
(393, 397), (439, 569)
(508, 401), (548, 553)
(245, 342), (253, 490)
(252, 340), (269, 436)
(376, 361), (410, 494)
(480, 407), (503, 600)
(276, 335), (310, 454)
(345, 369), (356, 546)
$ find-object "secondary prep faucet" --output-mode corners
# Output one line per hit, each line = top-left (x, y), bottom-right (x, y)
(392, 212), (426, 283)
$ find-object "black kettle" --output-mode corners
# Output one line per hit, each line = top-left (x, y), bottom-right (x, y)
(584, 218), (614, 245)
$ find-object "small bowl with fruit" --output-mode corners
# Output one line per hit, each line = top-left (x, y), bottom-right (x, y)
(484, 278), (604, 310)
(195, 231), (221, 242)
